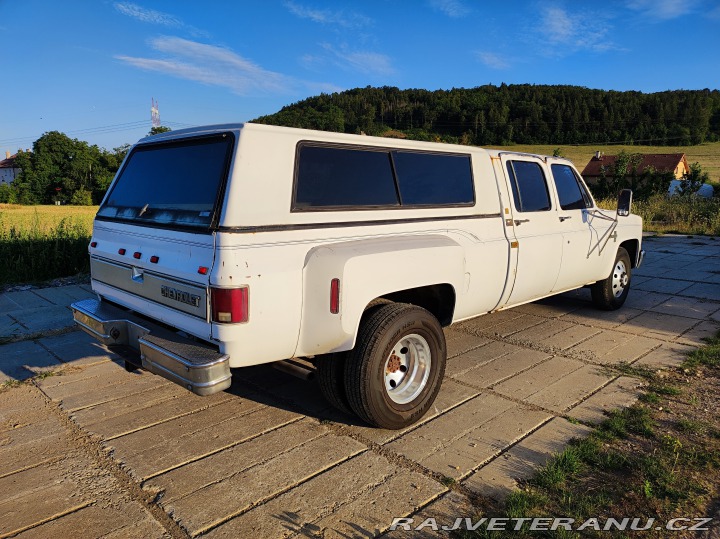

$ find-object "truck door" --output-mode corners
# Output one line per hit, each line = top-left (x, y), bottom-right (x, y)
(501, 155), (564, 305)
(547, 161), (603, 291)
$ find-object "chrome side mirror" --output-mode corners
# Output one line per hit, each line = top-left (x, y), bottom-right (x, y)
(617, 189), (632, 217)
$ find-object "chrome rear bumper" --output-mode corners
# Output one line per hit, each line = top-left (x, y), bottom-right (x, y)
(70, 298), (230, 396)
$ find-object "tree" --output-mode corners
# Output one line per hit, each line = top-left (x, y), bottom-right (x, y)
(9, 131), (125, 204)
(148, 126), (172, 136)
(675, 162), (710, 196)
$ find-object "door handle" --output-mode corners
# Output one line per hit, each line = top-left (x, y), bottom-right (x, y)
(514, 219), (530, 226)
(559, 216), (572, 222)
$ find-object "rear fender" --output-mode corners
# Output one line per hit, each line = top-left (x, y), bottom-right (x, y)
(295, 235), (465, 356)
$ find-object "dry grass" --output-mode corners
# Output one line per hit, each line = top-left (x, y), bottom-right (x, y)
(0, 204), (97, 235)
(488, 141), (720, 185)
(0, 205), (96, 285)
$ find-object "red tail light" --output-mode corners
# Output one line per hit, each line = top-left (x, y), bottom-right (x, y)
(118, 248), (126, 255)
(90, 241), (97, 248)
(211, 287), (249, 323)
(330, 278), (340, 314)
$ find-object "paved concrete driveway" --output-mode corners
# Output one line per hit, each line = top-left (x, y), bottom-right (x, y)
(1, 235), (719, 538)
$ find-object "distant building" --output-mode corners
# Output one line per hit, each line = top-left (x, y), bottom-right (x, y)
(581, 152), (689, 183)
(0, 152), (21, 185)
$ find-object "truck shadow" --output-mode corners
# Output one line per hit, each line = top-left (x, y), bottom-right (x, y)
(226, 363), (369, 427)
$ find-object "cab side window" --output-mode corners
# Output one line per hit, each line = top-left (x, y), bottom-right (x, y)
(550, 164), (593, 210)
(506, 161), (551, 212)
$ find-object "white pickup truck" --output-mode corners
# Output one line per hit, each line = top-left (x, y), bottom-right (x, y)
(72, 123), (644, 429)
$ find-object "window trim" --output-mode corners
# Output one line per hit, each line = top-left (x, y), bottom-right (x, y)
(98, 132), (236, 234)
(550, 163), (596, 211)
(291, 141), (476, 212)
(506, 159), (553, 213)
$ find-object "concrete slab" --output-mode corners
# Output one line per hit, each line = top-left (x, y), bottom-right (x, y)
(634, 342), (697, 368)
(156, 430), (367, 536)
(385, 393), (515, 464)
(377, 490), (475, 539)
(618, 311), (699, 340)
(559, 305), (644, 330)
(522, 364), (613, 413)
(633, 277), (694, 295)
(676, 321), (720, 347)
(623, 291), (674, 311)
(539, 323), (602, 351)
(0, 290), (54, 311)
(566, 376), (644, 424)
(449, 345), (550, 389)
(203, 451), (445, 539)
(8, 305), (74, 334)
(30, 285), (94, 306)
(38, 330), (117, 367)
(14, 505), (168, 539)
(72, 385), (235, 440)
(108, 401), (303, 481)
(348, 377), (480, 446)
(492, 356), (585, 401)
(566, 330), (661, 365)
(679, 283), (720, 302)
(444, 327), (490, 358)
(463, 417), (593, 500)
(418, 404), (552, 479)
(0, 340), (61, 383)
(648, 296), (720, 320)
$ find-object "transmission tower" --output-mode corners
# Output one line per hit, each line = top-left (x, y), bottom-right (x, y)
(151, 98), (161, 128)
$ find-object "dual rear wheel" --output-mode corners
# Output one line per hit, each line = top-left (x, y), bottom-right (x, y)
(316, 303), (446, 430)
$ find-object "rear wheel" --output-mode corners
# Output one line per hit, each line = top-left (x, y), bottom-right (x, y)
(591, 247), (631, 310)
(315, 352), (352, 415)
(344, 303), (446, 430)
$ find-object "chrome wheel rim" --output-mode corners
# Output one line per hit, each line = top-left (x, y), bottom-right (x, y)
(384, 333), (431, 405)
(612, 260), (629, 298)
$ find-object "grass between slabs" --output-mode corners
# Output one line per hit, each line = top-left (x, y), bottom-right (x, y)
(464, 332), (720, 538)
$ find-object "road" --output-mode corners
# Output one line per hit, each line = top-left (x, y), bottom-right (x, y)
(1, 235), (719, 538)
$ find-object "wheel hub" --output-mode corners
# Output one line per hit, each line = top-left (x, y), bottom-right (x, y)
(384, 334), (431, 405)
(612, 260), (628, 297)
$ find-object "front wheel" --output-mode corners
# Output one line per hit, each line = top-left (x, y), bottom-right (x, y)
(591, 247), (632, 310)
(344, 303), (446, 430)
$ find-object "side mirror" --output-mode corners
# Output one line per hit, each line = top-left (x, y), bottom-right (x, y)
(617, 189), (632, 217)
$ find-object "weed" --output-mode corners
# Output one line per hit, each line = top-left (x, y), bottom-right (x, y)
(639, 391), (660, 404)
(684, 333), (720, 369)
(650, 384), (681, 396)
(676, 418), (707, 435)
(440, 476), (456, 487)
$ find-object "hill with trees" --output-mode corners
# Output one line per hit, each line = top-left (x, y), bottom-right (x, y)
(252, 85), (720, 147)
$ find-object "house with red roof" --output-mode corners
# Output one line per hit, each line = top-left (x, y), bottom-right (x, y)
(581, 152), (689, 183)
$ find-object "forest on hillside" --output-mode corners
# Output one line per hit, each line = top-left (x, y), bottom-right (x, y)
(252, 85), (720, 147)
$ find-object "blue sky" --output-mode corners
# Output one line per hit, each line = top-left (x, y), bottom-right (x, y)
(2, 0), (719, 155)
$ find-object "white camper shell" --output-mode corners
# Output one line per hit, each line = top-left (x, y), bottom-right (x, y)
(72, 123), (644, 429)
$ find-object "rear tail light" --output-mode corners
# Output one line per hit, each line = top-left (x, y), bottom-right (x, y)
(118, 248), (126, 255)
(330, 278), (340, 314)
(150, 255), (159, 264)
(133, 252), (142, 259)
(211, 287), (249, 323)
(90, 241), (97, 248)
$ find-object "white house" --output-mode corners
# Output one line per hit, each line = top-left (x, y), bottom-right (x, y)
(0, 152), (21, 185)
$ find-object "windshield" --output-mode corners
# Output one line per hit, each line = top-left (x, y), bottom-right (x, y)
(97, 133), (234, 229)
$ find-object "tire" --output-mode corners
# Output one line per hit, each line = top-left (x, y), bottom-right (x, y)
(591, 247), (632, 310)
(344, 303), (446, 430)
(315, 352), (353, 415)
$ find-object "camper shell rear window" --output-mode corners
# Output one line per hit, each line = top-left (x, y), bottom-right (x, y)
(97, 133), (234, 230)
